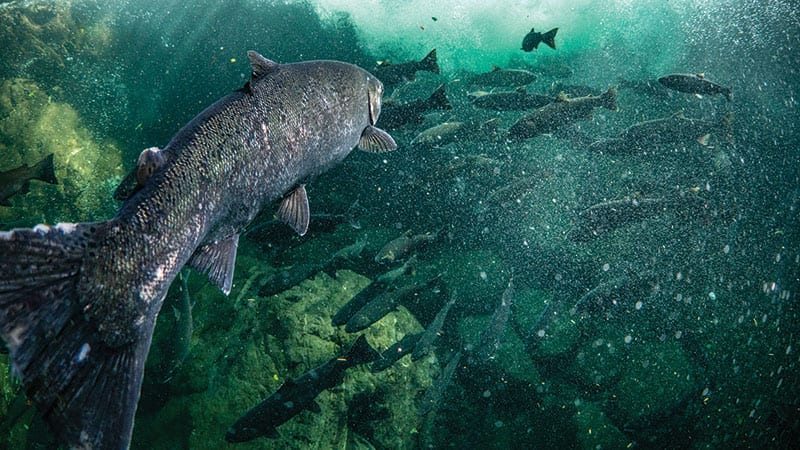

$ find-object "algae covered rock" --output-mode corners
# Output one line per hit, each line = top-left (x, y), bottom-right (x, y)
(0, 77), (123, 224)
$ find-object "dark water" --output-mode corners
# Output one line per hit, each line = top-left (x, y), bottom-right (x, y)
(0, 0), (798, 448)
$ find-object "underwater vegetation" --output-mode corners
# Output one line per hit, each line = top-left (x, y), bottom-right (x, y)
(1, 0), (798, 449)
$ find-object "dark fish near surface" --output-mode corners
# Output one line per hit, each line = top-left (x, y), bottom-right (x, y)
(658, 73), (732, 101)
(508, 87), (618, 139)
(521, 27), (558, 51)
(0, 153), (57, 206)
(588, 112), (734, 154)
(373, 49), (439, 87)
(411, 295), (456, 361)
(371, 332), (422, 372)
(468, 67), (537, 88)
(378, 84), (451, 129)
(0, 51), (395, 450)
(225, 335), (379, 442)
(470, 87), (553, 111)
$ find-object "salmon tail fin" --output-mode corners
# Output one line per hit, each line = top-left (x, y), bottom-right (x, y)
(602, 86), (619, 111)
(33, 153), (58, 185)
(0, 222), (151, 449)
(420, 49), (439, 74)
(426, 84), (451, 111)
(543, 27), (559, 50)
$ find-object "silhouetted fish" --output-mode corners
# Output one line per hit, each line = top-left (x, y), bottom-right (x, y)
(379, 84), (451, 129)
(225, 335), (379, 442)
(0, 153), (57, 206)
(468, 67), (537, 88)
(522, 27), (558, 51)
(0, 51), (395, 449)
(508, 87), (618, 139)
(658, 73), (732, 101)
(471, 87), (554, 111)
(373, 49), (440, 87)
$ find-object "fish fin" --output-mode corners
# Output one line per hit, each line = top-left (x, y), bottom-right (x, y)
(187, 233), (240, 295)
(602, 86), (619, 111)
(515, 86), (527, 93)
(359, 125), (397, 153)
(113, 168), (141, 201)
(426, 84), (451, 110)
(420, 49), (439, 74)
(135, 147), (165, 186)
(307, 400), (322, 413)
(344, 335), (380, 367)
(277, 184), (310, 236)
(247, 51), (279, 80)
(34, 153), (58, 185)
(0, 222), (151, 450)
(542, 27), (558, 50)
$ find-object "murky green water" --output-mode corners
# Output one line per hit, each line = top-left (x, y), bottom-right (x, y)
(0, 0), (798, 448)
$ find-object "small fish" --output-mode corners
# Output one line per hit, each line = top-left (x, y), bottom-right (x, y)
(468, 67), (537, 88)
(345, 275), (439, 333)
(411, 294), (456, 361)
(657, 73), (732, 101)
(410, 119), (501, 148)
(472, 278), (514, 363)
(418, 350), (463, 416)
(373, 49), (440, 87)
(225, 335), (379, 442)
(371, 332), (422, 372)
(332, 255), (417, 327)
(567, 196), (670, 242)
(378, 84), (451, 129)
(374, 229), (439, 263)
(471, 87), (554, 111)
(588, 112), (734, 154)
(521, 27), (558, 52)
(508, 86), (618, 140)
(0, 153), (57, 206)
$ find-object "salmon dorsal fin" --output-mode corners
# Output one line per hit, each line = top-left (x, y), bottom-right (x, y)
(248, 51), (279, 80)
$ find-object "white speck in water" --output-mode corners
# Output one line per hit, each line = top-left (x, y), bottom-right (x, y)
(537, 329), (546, 338)
(76, 343), (91, 363)
(702, 387), (710, 396)
(674, 330), (683, 339)
(602, 263), (610, 271)
(479, 271), (488, 281)
(483, 390), (492, 398)
(624, 335), (632, 344)
(635, 301), (643, 310)
(787, 345), (792, 355)
(708, 292), (717, 301)
(494, 420), (504, 428)
(723, 244), (731, 254)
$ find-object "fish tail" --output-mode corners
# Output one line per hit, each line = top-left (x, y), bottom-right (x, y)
(344, 335), (380, 367)
(602, 86), (619, 111)
(426, 83), (451, 111)
(542, 27), (559, 50)
(33, 153), (58, 185)
(420, 49), (440, 75)
(0, 222), (150, 449)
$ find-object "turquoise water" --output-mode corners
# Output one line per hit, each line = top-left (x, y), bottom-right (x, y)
(0, 0), (798, 448)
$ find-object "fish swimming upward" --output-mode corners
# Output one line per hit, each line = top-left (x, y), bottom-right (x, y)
(521, 27), (559, 52)
(0, 51), (395, 449)
(0, 153), (58, 206)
